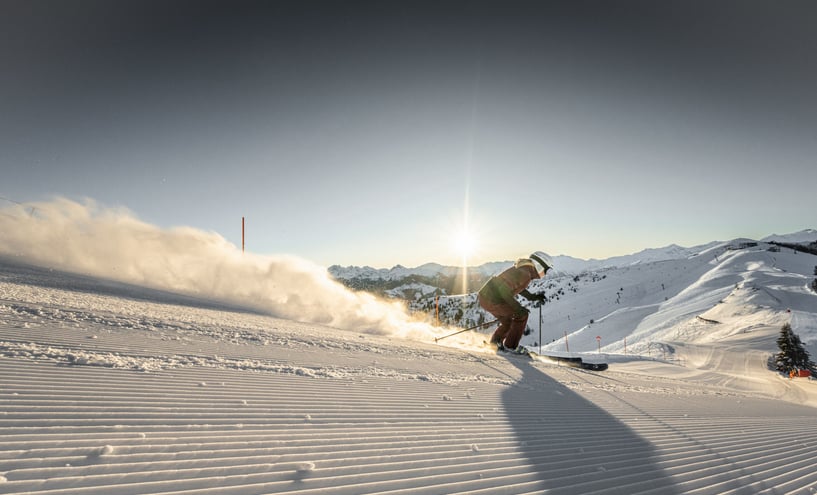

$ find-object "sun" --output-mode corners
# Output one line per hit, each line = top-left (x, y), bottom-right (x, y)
(451, 228), (479, 260)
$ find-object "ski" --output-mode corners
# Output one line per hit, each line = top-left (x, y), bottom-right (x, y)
(530, 349), (608, 371)
(486, 341), (608, 371)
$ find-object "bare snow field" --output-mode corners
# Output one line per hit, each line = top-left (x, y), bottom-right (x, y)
(2, 256), (817, 495)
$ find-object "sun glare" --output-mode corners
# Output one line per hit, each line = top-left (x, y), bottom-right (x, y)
(451, 229), (478, 260)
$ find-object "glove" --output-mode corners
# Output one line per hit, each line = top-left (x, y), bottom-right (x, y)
(520, 290), (546, 303)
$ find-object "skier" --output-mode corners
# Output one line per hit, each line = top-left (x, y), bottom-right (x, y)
(478, 251), (550, 353)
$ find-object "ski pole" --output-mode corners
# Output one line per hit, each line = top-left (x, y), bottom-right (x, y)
(434, 319), (497, 343)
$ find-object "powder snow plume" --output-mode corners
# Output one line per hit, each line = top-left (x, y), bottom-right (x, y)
(0, 198), (483, 347)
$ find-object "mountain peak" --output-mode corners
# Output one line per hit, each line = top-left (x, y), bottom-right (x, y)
(762, 229), (817, 244)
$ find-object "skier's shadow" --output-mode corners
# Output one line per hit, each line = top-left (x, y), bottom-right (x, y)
(499, 356), (681, 494)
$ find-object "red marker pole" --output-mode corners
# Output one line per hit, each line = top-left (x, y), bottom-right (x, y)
(596, 335), (601, 353)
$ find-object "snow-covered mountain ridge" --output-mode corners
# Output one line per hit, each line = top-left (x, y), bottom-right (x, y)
(330, 229), (817, 281)
(536, 239), (817, 356)
(762, 228), (817, 244)
(328, 261), (509, 281)
(331, 231), (817, 363)
(328, 245), (696, 281)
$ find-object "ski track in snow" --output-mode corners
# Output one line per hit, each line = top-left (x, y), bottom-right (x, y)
(3, 264), (817, 494)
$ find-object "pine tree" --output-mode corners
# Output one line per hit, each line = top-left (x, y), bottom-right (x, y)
(775, 323), (816, 373)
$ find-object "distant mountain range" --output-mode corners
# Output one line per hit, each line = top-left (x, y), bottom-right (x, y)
(329, 229), (817, 282)
(328, 230), (817, 344)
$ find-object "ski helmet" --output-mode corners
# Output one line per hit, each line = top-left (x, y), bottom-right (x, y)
(530, 251), (553, 278)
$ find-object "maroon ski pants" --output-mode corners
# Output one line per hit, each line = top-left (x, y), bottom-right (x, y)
(478, 293), (529, 349)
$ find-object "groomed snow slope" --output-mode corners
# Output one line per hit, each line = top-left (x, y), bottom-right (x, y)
(3, 259), (817, 495)
(537, 242), (817, 358)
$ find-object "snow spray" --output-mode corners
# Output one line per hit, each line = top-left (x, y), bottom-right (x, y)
(0, 198), (471, 344)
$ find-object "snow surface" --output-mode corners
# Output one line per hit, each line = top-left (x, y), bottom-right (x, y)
(2, 199), (817, 494)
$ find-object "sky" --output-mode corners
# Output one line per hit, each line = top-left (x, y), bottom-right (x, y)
(2, 0), (816, 269)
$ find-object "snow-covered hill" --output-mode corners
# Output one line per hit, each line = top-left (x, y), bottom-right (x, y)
(537, 241), (817, 358)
